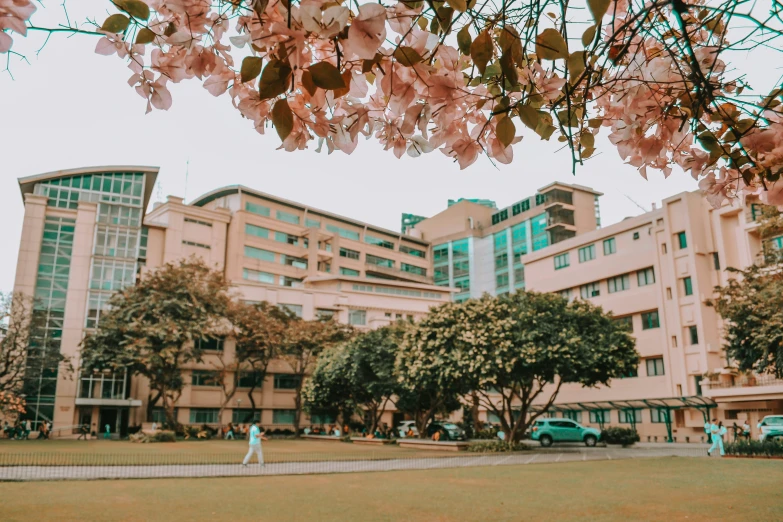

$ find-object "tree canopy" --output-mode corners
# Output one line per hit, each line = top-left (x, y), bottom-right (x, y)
(80, 258), (234, 425)
(399, 292), (639, 440)
(4, 0), (783, 207)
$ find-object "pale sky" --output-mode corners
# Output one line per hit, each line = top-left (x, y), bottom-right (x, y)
(1, 1), (777, 293)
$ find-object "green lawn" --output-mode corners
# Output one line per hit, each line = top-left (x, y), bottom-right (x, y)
(0, 439), (466, 464)
(0, 458), (780, 521)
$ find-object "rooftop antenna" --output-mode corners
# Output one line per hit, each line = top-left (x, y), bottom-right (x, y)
(184, 159), (190, 203)
(624, 194), (650, 214)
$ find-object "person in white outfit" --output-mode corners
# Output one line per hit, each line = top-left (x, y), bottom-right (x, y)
(242, 420), (268, 467)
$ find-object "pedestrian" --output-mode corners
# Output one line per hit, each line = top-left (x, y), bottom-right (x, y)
(37, 421), (49, 440)
(742, 420), (751, 441)
(731, 422), (740, 443)
(226, 423), (235, 440)
(104, 424), (111, 439)
(77, 424), (88, 440)
(22, 419), (31, 440)
(241, 420), (268, 468)
(151, 421), (158, 431)
(707, 418), (725, 457)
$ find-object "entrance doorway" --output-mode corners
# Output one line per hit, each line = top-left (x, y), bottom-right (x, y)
(99, 408), (130, 438)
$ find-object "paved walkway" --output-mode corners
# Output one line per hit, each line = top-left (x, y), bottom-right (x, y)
(0, 445), (713, 482)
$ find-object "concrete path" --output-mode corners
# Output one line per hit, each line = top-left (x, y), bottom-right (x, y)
(0, 445), (713, 482)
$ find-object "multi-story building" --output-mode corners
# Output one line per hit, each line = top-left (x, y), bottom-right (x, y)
(14, 167), (450, 436)
(522, 191), (783, 442)
(409, 182), (602, 301)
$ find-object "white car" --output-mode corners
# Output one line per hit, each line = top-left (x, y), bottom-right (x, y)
(397, 421), (419, 438)
(758, 415), (783, 441)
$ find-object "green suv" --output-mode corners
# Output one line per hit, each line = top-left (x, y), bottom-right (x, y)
(530, 418), (601, 447)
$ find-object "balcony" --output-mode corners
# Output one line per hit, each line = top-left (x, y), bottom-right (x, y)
(541, 189), (574, 209)
(701, 374), (783, 400)
(76, 371), (142, 407)
(364, 263), (434, 284)
(546, 208), (576, 234)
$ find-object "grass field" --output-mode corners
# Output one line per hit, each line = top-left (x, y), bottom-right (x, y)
(1, 458), (780, 521)
(0, 439), (469, 465)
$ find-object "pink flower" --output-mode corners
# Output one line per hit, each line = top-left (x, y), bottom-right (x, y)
(0, 0), (36, 53)
(343, 3), (386, 60)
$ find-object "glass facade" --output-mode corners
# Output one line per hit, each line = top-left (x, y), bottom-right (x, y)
(531, 213), (549, 251)
(494, 231), (509, 294)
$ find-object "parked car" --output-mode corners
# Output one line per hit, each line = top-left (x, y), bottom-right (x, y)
(758, 415), (783, 442)
(397, 421), (419, 438)
(530, 418), (601, 447)
(426, 421), (467, 441)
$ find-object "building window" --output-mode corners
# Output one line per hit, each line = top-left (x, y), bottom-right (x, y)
(683, 277), (693, 296)
(619, 409), (642, 424)
(641, 310), (660, 330)
(603, 238), (616, 255)
(273, 409), (296, 425)
(273, 374), (301, 390)
(713, 252), (720, 270)
(340, 267), (360, 276)
(496, 272), (509, 289)
(580, 282), (600, 299)
(578, 244), (596, 263)
(554, 253), (570, 270)
(182, 240), (211, 249)
(365, 234), (395, 250)
(637, 267), (655, 286)
(276, 210), (300, 225)
(326, 224), (360, 241)
(633, 232), (640, 240)
(236, 372), (263, 388)
(196, 337), (224, 352)
(559, 288), (572, 300)
(274, 231), (300, 246)
(245, 245), (275, 262)
(278, 303), (303, 318)
(94, 226), (140, 258)
(246, 223), (269, 239)
(400, 244), (426, 258)
(90, 259), (136, 292)
(184, 217), (212, 227)
(282, 276), (303, 288)
(305, 218), (321, 228)
(243, 268), (276, 284)
(339, 247), (360, 260)
(281, 255), (308, 269)
(233, 409), (261, 424)
(191, 370), (221, 386)
(189, 408), (219, 424)
(563, 411), (582, 423)
(676, 231), (687, 249)
(589, 410), (611, 424)
(366, 254), (394, 268)
(614, 316), (633, 332)
(348, 309), (366, 325)
(650, 409), (669, 423)
(316, 309), (336, 320)
(661, 243), (667, 254)
(245, 201), (270, 217)
(689, 325), (699, 345)
(672, 336), (678, 348)
(608, 274), (630, 293)
(646, 357), (665, 376)
(666, 287), (672, 300)
(401, 263), (427, 276)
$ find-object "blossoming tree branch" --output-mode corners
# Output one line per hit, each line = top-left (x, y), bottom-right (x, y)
(3, 0), (783, 206)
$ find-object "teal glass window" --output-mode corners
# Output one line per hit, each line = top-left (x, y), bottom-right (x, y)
(244, 246), (275, 262)
(245, 201), (271, 217)
(676, 232), (687, 249)
(554, 253), (569, 270)
(603, 237), (616, 255)
(245, 224), (269, 239)
(276, 210), (300, 225)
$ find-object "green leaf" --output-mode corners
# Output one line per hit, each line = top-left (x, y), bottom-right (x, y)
(587, 0), (612, 22)
(446, 0), (467, 12)
(101, 14), (130, 34)
(496, 116), (516, 148)
(457, 26), (472, 56)
(582, 25), (598, 47)
(258, 59), (292, 100)
(536, 123), (557, 140)
(535, 29), (568, 61)
(470, 30), (493, 76)
(240, 56), (264, 83)
(135, 27), (156, 45)
(557, 110), (579, 127)
(517, 105), (540, 130)
(271, 98), (294, 142)
(114, 0), (150, 21)
(567, 51), (586, 80)
(588, 118), (603, 128)
(309, 61), (346, 90)
(394, 47), (424, 67)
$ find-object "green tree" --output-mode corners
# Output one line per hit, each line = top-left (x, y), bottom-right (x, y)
(304, 324), (405, 433)
(230, 301), (290, 421)
(401, 293), (639, 441)
(279, 317), (353, 435)
(80, 258), (233, 427)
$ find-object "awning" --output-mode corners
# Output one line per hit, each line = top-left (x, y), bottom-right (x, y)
(529, 395), (717, 413)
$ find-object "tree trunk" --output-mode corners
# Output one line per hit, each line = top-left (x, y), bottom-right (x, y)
(293, 379), (303, 437)
(471, 391), (481, 430)
(146, 390), (162, 422)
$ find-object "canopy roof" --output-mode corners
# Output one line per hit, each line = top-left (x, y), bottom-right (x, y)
(529, 396), (716, 412)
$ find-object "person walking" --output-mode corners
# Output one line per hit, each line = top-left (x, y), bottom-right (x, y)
(241, 420), (268, 468)
(226, 423), (235, 440)
(707, 418), (725, 457)
(22, 420), (31, 440)
(742, 420), (751, 441)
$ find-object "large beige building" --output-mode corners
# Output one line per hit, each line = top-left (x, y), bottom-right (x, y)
(522, 191), (783, 441)
(14, 167), (450, 436)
